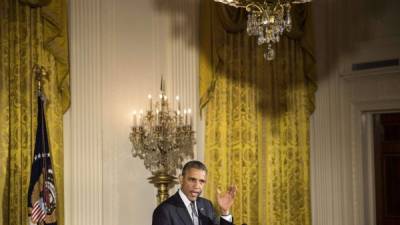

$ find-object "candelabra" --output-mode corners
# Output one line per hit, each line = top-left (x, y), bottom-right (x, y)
(129, 80), (195, 203)
(214, 0), (312, 60)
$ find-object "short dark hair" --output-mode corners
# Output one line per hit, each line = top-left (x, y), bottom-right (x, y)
(182, 160), (207, 176)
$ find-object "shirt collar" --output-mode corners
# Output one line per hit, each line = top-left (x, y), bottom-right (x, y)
(178, 189), (192, 208)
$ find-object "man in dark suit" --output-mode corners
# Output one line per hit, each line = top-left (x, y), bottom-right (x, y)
(152, 160), (237, 225)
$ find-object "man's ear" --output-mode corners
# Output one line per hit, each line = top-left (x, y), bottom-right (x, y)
(179, 175), (183, 185)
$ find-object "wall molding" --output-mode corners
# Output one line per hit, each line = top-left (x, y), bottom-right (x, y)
(65, 0), (104, 224)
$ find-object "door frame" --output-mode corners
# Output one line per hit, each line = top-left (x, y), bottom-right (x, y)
(351, 100), (400, 225)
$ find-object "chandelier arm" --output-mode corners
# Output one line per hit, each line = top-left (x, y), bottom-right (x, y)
(273, 0), (282, 11)
(245, 3), (263, 13)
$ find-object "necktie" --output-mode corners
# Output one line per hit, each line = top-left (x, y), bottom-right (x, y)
(190, 201), (199, 225)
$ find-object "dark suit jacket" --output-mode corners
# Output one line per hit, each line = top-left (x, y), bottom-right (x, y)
(152, 192), (233, 225)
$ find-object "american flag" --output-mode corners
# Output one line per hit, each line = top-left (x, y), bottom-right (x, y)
(27, 95), (57, 225)
(31, 199), (47, 223)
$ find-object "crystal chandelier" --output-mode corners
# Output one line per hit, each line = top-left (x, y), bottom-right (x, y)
(129, 79), (195, 203)
(214, 0), (312, 60)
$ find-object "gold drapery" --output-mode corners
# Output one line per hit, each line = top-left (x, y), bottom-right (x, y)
(200, 1), (316, 225)
(0, 0), (70, 224)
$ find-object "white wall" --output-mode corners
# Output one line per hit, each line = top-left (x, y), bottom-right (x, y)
(64, 0), (200, 224)
(311, 0), (400, 224)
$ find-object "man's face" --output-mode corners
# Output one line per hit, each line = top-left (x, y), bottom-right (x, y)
(179, 168), (207, 201)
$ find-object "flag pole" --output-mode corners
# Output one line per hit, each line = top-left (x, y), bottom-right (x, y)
(28, 65), (58, 225)
(33, 64), (49, 97)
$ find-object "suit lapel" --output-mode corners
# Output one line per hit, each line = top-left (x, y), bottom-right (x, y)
(197, 200), (206, 225)
(197, 200), (207, 217)
(172, 192), (194, 225)
(198, 199), (214, 225)
(176, 205), (194, 225)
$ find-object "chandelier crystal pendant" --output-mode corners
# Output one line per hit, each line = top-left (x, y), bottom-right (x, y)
(214, 0), (312, 60)
(130, 79), (195, 203)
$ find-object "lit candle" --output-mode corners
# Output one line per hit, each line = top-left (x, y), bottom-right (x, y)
(156, 109), (159, 125)
(176, 110), (180, 125)
(183, 109), (187, 125)
(132, 111), (137, 127)
(188, 108), (192, 126)
(159, 94), (165, 112)
(148, 94), (152, 111)
(139, 109), (143, 126)
(176, 96), (181, 111)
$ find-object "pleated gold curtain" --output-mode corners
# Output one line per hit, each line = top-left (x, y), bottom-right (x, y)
(0, 0), (69, 224)
(200, 1), (316, 225)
